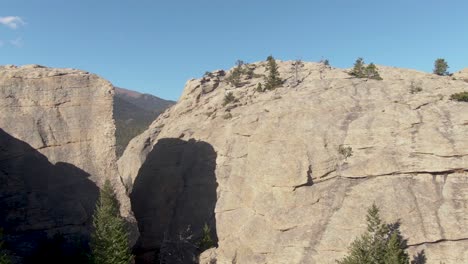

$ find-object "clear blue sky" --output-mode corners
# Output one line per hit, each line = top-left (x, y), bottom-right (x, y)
(1, 0), (467, 101)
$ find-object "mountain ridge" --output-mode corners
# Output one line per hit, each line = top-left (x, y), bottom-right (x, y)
(114, 87), (175, 157)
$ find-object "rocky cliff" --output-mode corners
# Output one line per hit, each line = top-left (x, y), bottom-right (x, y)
(119, 60), (468, 264)
(0, 65), (135, 261)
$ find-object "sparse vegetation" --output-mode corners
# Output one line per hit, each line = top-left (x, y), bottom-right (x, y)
(264, 55), (283, 90)
(349, 58), (383, 80)
(337, 204), (410, 264)
(365, 63), (383, 80)
(223, 112), (232, 119)
(198, 223), (215, 252)
(90, 180), (133, 264)
(350, 58), (366, 78)
(291, 59), (304, 85)
(158, 227), (198, 264)
(450, 91), (468, 102)
(410, 81), (423, 94)
(256, 83), (264, 93)
(226, 60), (244, 87)
(204, 71), (214, 78)
(319, 58), (331, 79)
(244, 65), (260, 79)
(338, 145), (353, 160)
(223, 92), (236, 106)
(433, 58), (449, 76)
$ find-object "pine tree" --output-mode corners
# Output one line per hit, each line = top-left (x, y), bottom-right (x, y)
(264, 55), (283, 90)
(365, 63), (383, 80)
(433, 58), (449, 76)
(198, 223), (214, 252)
(384, 232), (409, 264)
(366, 204), (388, 263)
(0, 229), (10, 264)
(350, 57), (366, 78)
(350, 58), (383, 80)
(337, 233), (373, 264)
(90, 180), (132, 264)
(337, 204), (410, 264)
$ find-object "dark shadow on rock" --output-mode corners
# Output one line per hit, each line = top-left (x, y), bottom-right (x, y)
(130, 138), (218, 264)
(387, 220), (408, 248)
(411, 249), (427, 264)
(0, 128), (98, 263)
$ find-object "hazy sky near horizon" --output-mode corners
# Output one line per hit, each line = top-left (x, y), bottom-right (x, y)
(1, 0), (467, 100)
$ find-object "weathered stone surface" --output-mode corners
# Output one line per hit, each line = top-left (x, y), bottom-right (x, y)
(453, 68), (468, 82)
(0, 65), (136, 259)
(119, 61), (468, 263)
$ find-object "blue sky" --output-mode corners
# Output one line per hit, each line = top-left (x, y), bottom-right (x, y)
(1, 0), (467, 101)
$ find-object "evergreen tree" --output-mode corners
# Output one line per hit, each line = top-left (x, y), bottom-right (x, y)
(433, 58), (449, 76)
(384, 232), (409, 264)
(0, 229), (10, 264)
(365, 63), (383, 80)
(350, 57), (366, 78)
(90, 180), (132, 264)
(198, 223), (214, 252)
(366, 204), (389, 263)
(350, 58), (383, 80)
(264, 55), (283, 90)
(337, 204), (410, 264)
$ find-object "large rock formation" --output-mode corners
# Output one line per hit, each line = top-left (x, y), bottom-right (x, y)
(0, 65), (135, 261)
(119, 61), (468, 264)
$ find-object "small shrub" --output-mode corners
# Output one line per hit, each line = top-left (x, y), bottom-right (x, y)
(223, 113), (232, 119)
(223, 92), (236, 106)
(226, 60), (245, 87)
(365, 63), (383, 80)
(410, 81), (423, 94)
(450, 91), (468, 102)
(198, 224), (215, 251)
(256, 83), (263, 92)
(338, 145), (353, 160)
(204, 71), (214, 78)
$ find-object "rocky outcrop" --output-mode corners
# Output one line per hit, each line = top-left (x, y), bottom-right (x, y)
(119, 61), (468, 263)
(0, 65), (135, 260)
(453, 68), (468, 82)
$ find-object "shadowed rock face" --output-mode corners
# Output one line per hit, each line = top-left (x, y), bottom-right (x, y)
(120, 61), (468, 264)
(0, 128), (98, 262)
(0, 65), (137, 261)
(130, 138), (218, 263)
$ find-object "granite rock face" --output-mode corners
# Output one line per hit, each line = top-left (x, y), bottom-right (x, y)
(0, 65), (135, 260)
(119, 61), (468, 263)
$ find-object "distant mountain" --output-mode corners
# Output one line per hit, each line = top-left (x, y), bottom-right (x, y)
(114, 87), (175, 157)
